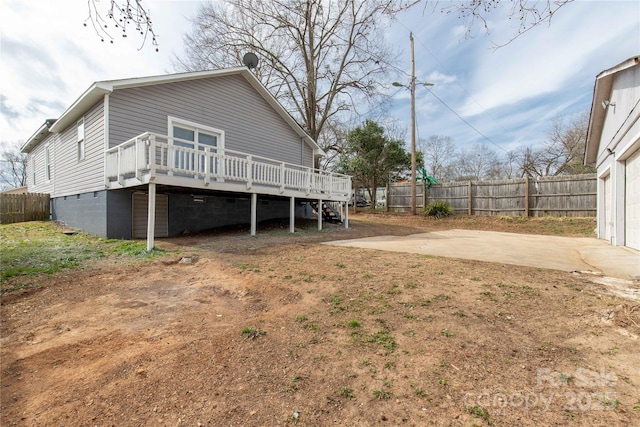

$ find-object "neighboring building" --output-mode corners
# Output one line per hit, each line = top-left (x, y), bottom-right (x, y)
(585, 56), (640, 250)
(1, 186), (28, 194)
(21, 68), (351, 247)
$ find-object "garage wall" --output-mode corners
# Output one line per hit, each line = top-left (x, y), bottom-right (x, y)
(625, 148), (640, 250)
(591, 59), (640, 250)
(602, 173), (612, 243)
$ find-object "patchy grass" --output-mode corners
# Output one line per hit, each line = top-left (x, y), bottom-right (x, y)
(3, 214), (638, 427)
(1, 222), (102, 282)
(241, 326), (266, 340)
(0, 221), (167, 296)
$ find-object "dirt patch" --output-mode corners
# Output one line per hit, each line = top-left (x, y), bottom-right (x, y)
(2, 214), (639, 426)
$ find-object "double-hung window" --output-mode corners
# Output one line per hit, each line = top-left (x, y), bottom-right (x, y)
(77, 118), (85, 161)
(168, 117), (224, 177)
(45, 145), (51, 181)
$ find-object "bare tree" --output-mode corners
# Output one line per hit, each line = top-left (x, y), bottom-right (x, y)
(84, 0), (159, 51)
(502, 149), (521, 179)
(455, 143), (503, 181)
(418, 135), (456, 182)
(317, 119), (349, 171)
(0, 142), (28, 190)
(436, 0), (573, 47)
(513, 111), (593, 177)
(544, 111), (593, 175)
(175, 0), (408, 167)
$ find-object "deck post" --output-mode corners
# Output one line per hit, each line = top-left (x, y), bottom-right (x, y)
(317, 198), (323, 231)
(250, 193), (257, 236)
(290, 197), (295, 233)
(146, 182), (156, 251)
(344, 201), (349, 229)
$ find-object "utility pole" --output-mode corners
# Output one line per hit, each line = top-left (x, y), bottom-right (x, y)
(410, 32), (417, 215)
(393, 33), (433, 215)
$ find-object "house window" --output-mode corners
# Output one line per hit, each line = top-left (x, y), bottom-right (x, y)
(31, 157), (36, 185)
(77, 118), (85, 161)
(45, 145), (51, 181)
(168, 117), (224, 173)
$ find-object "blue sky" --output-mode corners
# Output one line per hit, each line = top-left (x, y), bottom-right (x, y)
(1, 0), (639, 158)
(386, 1), (640, 154)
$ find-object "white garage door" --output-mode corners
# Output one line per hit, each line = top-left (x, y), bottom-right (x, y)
(603, 173), (612, 243)
(132, 192), (169, 239)
(625, 148), (640, 250)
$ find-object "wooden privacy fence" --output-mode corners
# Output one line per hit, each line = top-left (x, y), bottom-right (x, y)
(0, 193), (50, 224)
(388, 174), (596, 217)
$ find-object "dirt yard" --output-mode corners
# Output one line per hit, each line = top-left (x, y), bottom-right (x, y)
(1, 213), (639, 426)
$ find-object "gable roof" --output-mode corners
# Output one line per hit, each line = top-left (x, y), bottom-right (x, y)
(22, 67), (323, 156)
(585, 56), (640, 164)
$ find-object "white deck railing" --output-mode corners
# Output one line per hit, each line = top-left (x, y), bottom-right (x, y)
(105, 132), (351, 199)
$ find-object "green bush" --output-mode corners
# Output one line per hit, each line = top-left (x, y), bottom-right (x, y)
(424, 201), (454, 218)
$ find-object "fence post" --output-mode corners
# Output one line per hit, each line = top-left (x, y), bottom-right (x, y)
(386, 182), (390, 212)
(422, 181), (427, 211)
(524, 175), (530, 217)
(467, 181), (472, 215)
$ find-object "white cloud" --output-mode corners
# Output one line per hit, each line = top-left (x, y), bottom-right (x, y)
(459, 1), (639, 116)
(1, 0), (638, 159)
(388, 0), (640, 155)
(426, 71), (456, 85)
(0, 0), (201, 143)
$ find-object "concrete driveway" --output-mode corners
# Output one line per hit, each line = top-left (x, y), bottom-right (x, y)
(324, 229), (640, 280)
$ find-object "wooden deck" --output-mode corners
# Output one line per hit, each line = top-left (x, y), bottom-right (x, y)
(105, 132), (351, 202)
(105, 133), (352, 249)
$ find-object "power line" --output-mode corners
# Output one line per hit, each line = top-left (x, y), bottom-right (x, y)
(425, 88), (508, 153)
(394, 17), (514, 150)
(324, 18), (509, 153)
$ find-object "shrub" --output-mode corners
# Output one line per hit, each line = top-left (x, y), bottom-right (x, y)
(424, 201), (454, 218)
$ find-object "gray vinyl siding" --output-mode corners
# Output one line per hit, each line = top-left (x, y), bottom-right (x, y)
(108, 75), (314, 167)
(27, 133), (56, 194)
(53, 101), (105, 197)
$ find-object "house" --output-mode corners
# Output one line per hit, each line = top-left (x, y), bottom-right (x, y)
(0, 186), (28, 194)
(585, 56), (640, 250)
(22, 67), (351, 249)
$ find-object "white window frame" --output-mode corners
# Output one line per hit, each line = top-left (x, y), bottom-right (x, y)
(45, 144), (51, 182)
(77, 118), (85, 161)
(31, 156), (36, 186)
(167, 117), (225, 150)
(168, 117), (225, 179)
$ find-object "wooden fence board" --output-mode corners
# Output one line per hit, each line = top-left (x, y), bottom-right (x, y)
(389, 174), (596, 217)
(0, 193), (50, 224)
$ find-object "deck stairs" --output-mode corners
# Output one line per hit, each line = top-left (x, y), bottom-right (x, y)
(311, 201), (343, 223)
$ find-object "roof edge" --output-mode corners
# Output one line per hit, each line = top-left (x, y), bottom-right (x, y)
(585, 55), (640, 164)
(21, 119), (57, 153)
(27, 67), (322, 156)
